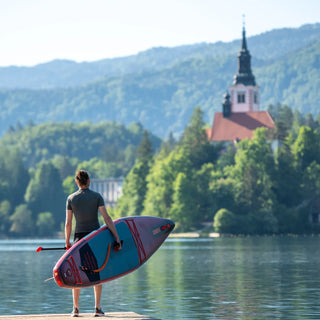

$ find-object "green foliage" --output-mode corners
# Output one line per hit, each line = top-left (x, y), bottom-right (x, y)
(2, 101), (320, 236)
(126, 104), (320, 235)
(292, 126), (320, 170)
(213, 209), (239, 234)
(143, 108), (220, 225)
(143, 144), (193, 218)
(25, 162), (65, 226)
(231, 128), (276, 215)
(170, 172), (199, 231)
(0, 148), (29, 205)
(63, 176), (77, 195)
(0, 200), (11, 233)
(180, 106), (220, 168)
(209, 177), (238, 215)
(76, 158), (122, 179)
(36, 212), (55, 236)
(0, 121), (161, 172)
(273, 141), (302, 207)
(115, 131), (154, 217)
(0, 120), (160, 237)
(10, 204), (34, 236)
(136, 131), (154, 162)
(115, 161), (151, 217)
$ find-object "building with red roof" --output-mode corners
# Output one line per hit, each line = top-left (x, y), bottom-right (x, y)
(206, 25), (275, 143)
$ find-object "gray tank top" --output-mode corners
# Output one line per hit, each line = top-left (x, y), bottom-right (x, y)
(66, 188), (104, 233)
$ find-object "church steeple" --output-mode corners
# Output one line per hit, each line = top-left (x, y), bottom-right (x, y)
(229, 21), (260, 113)
(233, 24), (256, 86)
(207, 18), (274, 143)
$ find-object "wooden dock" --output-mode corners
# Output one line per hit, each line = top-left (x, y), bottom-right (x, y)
(0, 312), (160, 320)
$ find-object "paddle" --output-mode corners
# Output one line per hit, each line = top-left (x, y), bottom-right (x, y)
(36, 246), (67, 252)
(36, 240), (122, 252)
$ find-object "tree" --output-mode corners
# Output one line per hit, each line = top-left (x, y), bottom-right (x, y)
(136, 130), (153, 162)
(37, 212), (55, 236)
(228, 129), (277, 233)
(0, 148), (29, 206)
(210, 176), (238, 216)
(269, 104), (294, 142)
(180, 106), (219, 169)
(76, 158), (122, 178)
(116, 160), (151, 217)
(169, 172), (199, 231)
(302, 161), (320, 204)
(25, 162), (65, 227)
(274, 139), (302, 207)
(10, 204), (34, 236)
(63, 176), (77, 195)
(213, 209), (240, 234)
(0, 200), (11, 234)
(115, 131), (154, 217)
(193, 163), (217, 222)
(160, 132), (177, 156)
(143, 148), (192, 218)
(51, 155), (76, 181)
(293, 126), (320, 171)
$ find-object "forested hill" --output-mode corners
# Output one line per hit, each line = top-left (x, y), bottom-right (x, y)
(0, 23), (320, 138)
(1, 23), (320, 90)
(0, 121), (162, 171)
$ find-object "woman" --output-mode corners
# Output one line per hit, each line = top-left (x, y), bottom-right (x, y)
(65, 170), (121, 317)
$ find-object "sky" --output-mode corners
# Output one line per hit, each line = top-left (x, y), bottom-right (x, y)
(0, 0), (319, 67)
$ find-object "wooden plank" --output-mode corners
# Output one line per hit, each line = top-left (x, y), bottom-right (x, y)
(0, 312), (160, 320)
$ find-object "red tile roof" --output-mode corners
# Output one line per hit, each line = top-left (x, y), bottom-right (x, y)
(207, 111), (275, 141)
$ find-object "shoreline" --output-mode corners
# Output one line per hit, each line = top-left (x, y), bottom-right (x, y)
(169, 232), (220, 238)
(3, 232), (320, 241)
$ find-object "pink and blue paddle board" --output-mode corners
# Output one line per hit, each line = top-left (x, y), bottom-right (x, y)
(53, 216), (175, 288)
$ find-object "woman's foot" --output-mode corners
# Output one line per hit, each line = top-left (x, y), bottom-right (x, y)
(94, 307), (105, 317)
(71, 307), (79, 317)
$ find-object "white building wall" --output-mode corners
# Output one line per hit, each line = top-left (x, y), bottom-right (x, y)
(230, 84), (260, 112)
(90, 178), (124, 207)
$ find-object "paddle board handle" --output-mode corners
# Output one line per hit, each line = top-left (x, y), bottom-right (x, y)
(114, 240), (123, 252)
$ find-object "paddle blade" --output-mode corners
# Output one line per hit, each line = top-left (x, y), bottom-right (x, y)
(36, 246), (43, 252)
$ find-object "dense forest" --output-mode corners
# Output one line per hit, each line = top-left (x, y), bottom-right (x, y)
(0, 24), (320, 138)
(0, 120), (161, 169)
(0, 121), (161, 237)
(1, 104), (320, 237)
(115, 104), (320, 235)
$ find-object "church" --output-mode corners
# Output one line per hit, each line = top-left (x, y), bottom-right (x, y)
(206, 26), (274, 143)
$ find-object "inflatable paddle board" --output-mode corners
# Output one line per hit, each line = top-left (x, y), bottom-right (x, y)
(53, 216), (175, 288)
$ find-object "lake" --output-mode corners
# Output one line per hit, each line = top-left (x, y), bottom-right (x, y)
(1, 236), (320, 320)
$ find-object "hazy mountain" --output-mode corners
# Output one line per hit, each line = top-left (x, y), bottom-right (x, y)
(0, 23), (319, 138)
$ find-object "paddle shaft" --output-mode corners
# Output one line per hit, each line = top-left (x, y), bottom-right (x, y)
(36, 246), (66, 252)
(37, 240), (122, 252)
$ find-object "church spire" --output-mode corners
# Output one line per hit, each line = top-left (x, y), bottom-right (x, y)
(229, 20), (260, 113)
(241, 25), (248, 51)
(233, 20), (256, 86)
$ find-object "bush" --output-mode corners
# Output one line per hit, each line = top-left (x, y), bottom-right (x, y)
(213, 208), (238, 234)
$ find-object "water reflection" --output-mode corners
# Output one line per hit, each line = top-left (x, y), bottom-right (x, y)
(1, 237), (320, 319)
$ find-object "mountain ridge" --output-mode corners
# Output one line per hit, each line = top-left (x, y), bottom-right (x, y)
(1, 23), (320, 89)
(0, 23), (320, 138)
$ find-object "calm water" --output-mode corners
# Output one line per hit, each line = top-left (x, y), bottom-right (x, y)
(1, 237), (320, 320)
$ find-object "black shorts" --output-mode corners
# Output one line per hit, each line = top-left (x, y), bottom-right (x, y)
(74, 232), (91, 243)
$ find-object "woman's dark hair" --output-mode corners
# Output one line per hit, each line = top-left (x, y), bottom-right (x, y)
(75, 170), (90, 186)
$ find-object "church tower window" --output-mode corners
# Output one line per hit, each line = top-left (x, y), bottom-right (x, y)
(237, 93), (246, 103)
